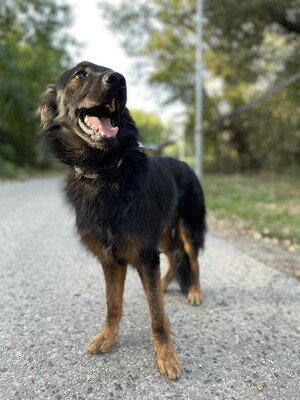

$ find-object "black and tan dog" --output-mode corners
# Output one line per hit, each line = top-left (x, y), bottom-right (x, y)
(40, 61), (206, 380)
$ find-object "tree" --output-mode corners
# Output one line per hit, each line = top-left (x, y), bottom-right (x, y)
(130, 109), (167, 143)
(130, 109), (174, 155)
(101, 0), (300, 172)
(0, 0), (73, 175)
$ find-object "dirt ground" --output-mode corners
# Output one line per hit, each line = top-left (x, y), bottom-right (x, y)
(208, 214), (300, 280)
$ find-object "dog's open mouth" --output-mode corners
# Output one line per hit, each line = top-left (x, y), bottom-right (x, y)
(78, 115), (118, 140)
(78, 102), (119, 141)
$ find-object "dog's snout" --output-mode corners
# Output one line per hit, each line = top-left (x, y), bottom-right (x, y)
(103, 72), (126, 88)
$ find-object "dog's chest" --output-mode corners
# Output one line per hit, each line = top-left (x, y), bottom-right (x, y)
(72, 184), (144, 260)
(68, 179), (136, 232)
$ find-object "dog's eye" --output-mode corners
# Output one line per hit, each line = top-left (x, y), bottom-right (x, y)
(75, 70), (88, 79)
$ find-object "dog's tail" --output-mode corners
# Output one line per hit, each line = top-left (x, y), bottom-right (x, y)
(168, 224), (205, 294)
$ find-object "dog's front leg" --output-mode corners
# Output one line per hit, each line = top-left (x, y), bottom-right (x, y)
(136, 248), (182, 380)
(86, 259), (127, 354)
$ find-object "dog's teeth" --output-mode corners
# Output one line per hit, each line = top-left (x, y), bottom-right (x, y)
(98, 127), (107, 137)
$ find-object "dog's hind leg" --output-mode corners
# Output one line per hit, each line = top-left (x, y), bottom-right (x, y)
(136, 247), (182, 380)
(161, 254), (174, 292)
(159, 227), (175, 292)
(179, 225), (203, 305)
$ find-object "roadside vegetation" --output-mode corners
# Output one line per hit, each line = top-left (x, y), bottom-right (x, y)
(203, 173), (300, 245)
(0, 0), (74, 177)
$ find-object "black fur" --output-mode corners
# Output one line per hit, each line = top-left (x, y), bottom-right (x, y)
(40, 61), (206, 295)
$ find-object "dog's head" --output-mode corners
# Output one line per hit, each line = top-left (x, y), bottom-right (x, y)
(40, 61), (129, 150)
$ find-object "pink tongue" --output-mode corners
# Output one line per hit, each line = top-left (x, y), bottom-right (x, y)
(100, 117), (119, 137)
(85, 116), (119, 137)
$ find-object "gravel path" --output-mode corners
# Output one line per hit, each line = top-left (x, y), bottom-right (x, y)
(0, 177), (299, 400)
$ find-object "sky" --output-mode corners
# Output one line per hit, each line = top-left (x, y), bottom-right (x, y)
(67, 0), (184, 122)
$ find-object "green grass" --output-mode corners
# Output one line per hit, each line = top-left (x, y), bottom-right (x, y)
(203, 174), (300, 244)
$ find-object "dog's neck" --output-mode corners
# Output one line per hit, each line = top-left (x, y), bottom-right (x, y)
(74, 157), (123, 179)
(74, 141), (146, 180)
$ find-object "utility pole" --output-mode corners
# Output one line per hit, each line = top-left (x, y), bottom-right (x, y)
(194, 0), (203, 180)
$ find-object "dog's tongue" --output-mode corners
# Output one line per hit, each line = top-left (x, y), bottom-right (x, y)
(85, 115), (118, 137)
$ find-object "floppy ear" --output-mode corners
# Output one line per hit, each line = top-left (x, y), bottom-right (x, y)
(39, 84), (57, 129)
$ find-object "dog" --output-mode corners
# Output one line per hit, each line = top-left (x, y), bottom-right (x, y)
(40, 61), (206, 380)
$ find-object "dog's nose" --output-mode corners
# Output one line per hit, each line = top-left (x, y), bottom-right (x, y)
(103, 72), (126, 88)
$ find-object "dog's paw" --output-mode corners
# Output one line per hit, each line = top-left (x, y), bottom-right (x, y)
(187, 287), (203, 305)
(86, 329), (118, 354)
(156, 345), (182, 380)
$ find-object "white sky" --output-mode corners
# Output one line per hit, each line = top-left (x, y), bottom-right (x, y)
(67, 0), (184, 122)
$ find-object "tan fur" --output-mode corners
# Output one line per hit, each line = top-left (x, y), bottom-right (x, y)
(82, 233), (127, 353)
(135, 257), (182, 380)
(179, 226), (203, 305)
(159, 228), (175, 292)
(82, 231), (182, 379)
(159, 224), (203, 305)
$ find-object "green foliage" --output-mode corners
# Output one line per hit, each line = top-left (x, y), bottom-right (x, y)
(101, 0), (300, 173)
(130, 109), (168, 145)
(102, 0), (196, 104)
(203, 173), (300, 243)
(0, 0), (73, 174)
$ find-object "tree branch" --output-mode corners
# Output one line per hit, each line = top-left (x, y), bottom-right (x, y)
(204, 71), (300, 133)
(147, 140), (175, 152)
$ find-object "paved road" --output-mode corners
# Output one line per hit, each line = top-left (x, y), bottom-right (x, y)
(0, 177), (299, 400)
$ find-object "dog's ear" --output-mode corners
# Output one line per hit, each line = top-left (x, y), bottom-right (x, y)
(39, 84), (57, 129)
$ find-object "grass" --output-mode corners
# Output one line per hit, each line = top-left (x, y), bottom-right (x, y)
(203, 173), (300, 244)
